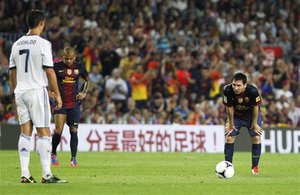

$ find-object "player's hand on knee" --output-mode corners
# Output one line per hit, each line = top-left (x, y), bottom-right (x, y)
(253, 128), (263, 136)
(251, 124), (263, 135)
(224, 123), (237, 136)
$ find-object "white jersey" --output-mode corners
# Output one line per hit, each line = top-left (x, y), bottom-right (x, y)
(9, 35), (53, 93)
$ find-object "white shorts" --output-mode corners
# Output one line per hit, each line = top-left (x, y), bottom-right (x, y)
(15, 87), (51, 127)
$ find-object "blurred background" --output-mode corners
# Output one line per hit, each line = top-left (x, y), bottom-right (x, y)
(0, 0), (299, 128)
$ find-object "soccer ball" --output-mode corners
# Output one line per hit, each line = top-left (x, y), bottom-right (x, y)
(215, 161), (235, 179)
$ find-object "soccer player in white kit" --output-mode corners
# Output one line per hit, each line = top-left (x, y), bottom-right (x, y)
(9, 10), (67, 183)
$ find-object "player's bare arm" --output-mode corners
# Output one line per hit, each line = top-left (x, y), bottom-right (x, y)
(76, 78), (91, 100)
(45, 67), (62, 110)
(9, 68), (17, 107)
(225, 106), (237, 136)
(251, 105), (263, 135)
(9, 68), (17, 91)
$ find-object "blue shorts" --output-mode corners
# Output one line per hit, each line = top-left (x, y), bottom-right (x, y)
(54, 107), (80, 128)
(230, 115), (262, 137)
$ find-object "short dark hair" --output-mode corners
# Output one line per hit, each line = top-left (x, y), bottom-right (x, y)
(233, 72), (247, 84)
(26, 9), (45, 29)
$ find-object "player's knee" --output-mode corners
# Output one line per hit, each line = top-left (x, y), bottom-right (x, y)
(20, 131), (32, 137)
(36, 128), (51, 137)
(251, 136), (261, 144)
(54, 128), (63, 134)
(226, 136), (235, 143)
(70, 127), (78, 133)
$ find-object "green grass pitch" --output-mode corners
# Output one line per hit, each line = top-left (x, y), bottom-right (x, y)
(0, 151), (299, 195)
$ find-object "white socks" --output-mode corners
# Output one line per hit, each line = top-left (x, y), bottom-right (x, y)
(19, 134), (53, 179)
(18, 134), (31, 178)
(36, 136), (52, 179)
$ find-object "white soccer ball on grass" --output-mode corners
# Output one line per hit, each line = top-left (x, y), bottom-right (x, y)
(215, 161), (235, 179)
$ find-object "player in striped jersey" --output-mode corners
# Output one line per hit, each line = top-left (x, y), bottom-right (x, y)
(51, 46), (90, 166)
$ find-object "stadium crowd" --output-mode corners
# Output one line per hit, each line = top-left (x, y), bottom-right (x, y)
(0, 0), (300, 127)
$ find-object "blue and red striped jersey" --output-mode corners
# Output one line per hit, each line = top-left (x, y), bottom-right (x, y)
(54, 61), (89, 109)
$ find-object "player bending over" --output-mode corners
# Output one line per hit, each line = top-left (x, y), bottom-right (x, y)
(222, 72), (263, 175)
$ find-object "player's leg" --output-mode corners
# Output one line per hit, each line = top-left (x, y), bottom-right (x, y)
(15, 92), (36, 183)
(251, 135), (261, 174)
(19, 121), (36, 183)
(35, 127), (52, 178)
(248, 115), (262, 174)
(224, 117), (242, 163)
(36, 129), (67, 183)
(51, 111), (67, 165)
(224, 136), (235, 163)
(69, 126), (79, 166)
(67, 107), (80, 166)
(30, 88), (66, 183)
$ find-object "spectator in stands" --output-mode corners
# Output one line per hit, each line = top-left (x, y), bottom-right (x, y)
(89, 65), (103, 90)
(1, 0), (300, 127)
(130, 64), (151, 109)
(174, 98), (191, 120)
(0, 40), (11, 97)
(127, 108), (143, 124)
(259, 66), (275, 100)
(274, 81), (293, 100)
(99, 41), (120, 77)
(105, 68), (128, 114)
(176, 60), (194, 97)
(46, 17), (65, 56)
(163, 68), (180, 97)
(122, 98), (136, 123)
(288, 101), (300, 128)
(120, 51), (140, 80)
(150, 92), (168, 115)
(172, 112), (184, 125)
(273, 59), (290, 89)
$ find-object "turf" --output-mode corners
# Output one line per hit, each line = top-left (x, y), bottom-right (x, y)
(0, 151), (299, 195)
